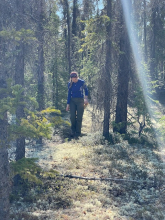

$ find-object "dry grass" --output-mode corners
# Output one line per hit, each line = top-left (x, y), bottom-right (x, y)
(10, 106), (165, 220)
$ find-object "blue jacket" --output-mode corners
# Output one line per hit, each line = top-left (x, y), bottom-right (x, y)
(67, 79), (88, 104)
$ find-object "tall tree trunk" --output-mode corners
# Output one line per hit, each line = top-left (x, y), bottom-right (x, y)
(15, 0), (25, 161)
(36, 0), (45, 144)
(113, 0), (130, 134)
(63, 0), (71, 75)
(80, 0), (93, 70)
(37, 0), (45, 111)
(0, 2), (10, 218)
(52, 56), (59, 109)
(0, 81), (10, 220)
(0, 114), (10, 220)
(103, 0), (112, 139)
(0, 41), (9, 220)
(72, 0), (78, 36)
(71, 0), (79, 70)
(66, 0), (71, 74)
(143, 0), (147, 63)
(150, 0), (157, 80)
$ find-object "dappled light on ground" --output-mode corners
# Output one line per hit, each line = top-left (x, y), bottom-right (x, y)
(10, 108), (165, 219)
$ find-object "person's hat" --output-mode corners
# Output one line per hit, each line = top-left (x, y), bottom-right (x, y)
(70, 72), (78, 78)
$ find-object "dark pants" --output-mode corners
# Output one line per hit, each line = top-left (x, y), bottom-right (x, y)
(70, 98), (84, 135)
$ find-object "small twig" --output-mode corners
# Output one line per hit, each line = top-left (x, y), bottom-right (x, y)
(59, 174), (141, 183)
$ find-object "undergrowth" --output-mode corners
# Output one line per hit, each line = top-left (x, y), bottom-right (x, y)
(10, 159), (75, 219)
(9, 131), (165, 220)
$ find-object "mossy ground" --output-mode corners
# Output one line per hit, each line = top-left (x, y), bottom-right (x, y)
(10, 107), (165, 220)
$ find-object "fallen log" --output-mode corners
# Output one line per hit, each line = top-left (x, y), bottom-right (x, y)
(59, 174), (141, 183)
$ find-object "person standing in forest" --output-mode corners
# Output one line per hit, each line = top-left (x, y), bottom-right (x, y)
(66, 71), (88, 137)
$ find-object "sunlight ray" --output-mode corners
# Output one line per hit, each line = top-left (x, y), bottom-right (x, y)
(120, 0), (165, 150)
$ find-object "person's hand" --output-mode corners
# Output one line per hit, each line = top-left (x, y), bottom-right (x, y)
(66, 104), (70, 111)
(84, 97), (88, 105)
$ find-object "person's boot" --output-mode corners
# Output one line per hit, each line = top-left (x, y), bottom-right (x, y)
(75, 132), (81, 138)
(70, 130), (75, 137)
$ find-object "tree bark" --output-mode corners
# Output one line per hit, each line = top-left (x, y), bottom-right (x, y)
(15, 0), (25, 161)
(52, 56), (59, 109)
(113, 1), (130, 134)
(71, 0), (79, 70)
(36, 0), (45, 112)
(72, 0), (78, 36)
(0, 80), (10, 220)
(63, 0), (71, 75)
(36, 0), (45, 144)
(150, 0), (157, 80)
(0, 2), (10, 217)
(0, 114), (10, 220)
(103, 0), (112, 139)
(143, 0), (147, 63)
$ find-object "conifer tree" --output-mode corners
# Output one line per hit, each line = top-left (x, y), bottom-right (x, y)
(61, 0), (71, 75)
(35, 0), (46, 144)
(36, 0), (45, 112)
(113, 0), (130, 134)
(15, 0), (25, 160)
(0, 1), (10, 218)
(103, 0), (112, 139)
(149, 0), (157, 80)
(71, 0), (80, 71)
(143, 0), (148, 63)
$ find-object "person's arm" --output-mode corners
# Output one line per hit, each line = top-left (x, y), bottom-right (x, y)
(83, 82), (88, 105)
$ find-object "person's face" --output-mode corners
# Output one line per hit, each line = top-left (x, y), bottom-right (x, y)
(71, 77), (78, 83)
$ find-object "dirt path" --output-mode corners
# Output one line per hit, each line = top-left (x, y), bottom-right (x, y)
(24, 108), (123, 220)
(26, 107), (94, 172)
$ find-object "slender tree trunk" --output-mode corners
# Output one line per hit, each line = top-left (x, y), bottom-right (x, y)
(15, 0), (25, 161)
(52, 56), (58, 109)
(67, 0), (71, 74)
(113, 0), (130, 134)
(72, 0), (78, 36)
(143, 0), (147, 63)
(103, 0), (112, 139)
(63, 0), (71, 75)
(37, 0), (45, 112)
(0, 3), (10, 217)
(0, 46), (9, 220)
(55, 63), (59, 109)
(150, 0), (157, 80)
(52, 65), (56, 107)
(36, 0), (45, 144)
(37, 40), (45, 112)
(0, 80), (10, 220)
(0, 115), (10, 220)
(71, 0), (79, 70)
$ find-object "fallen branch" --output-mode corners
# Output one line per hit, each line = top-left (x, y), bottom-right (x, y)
(59, 174), (141, 183)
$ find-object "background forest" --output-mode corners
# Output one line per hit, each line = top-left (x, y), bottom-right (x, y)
(0, 0), (165, 219)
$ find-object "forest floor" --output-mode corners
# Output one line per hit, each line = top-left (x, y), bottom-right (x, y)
(10, 107), (165, 220)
